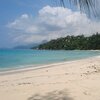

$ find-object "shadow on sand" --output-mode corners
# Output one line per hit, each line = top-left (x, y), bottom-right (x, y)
(28, 90), (73, 100)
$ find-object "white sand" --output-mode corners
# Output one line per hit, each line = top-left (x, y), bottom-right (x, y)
(0, 56), (100, 100)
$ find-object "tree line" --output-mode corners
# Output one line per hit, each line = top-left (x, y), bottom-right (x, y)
(33, 33), (100, 50)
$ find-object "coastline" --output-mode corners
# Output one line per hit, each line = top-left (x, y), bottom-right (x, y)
(0, 56), (100, 100)
(0, 50), (100, 73)
(0, 55), (100, 75)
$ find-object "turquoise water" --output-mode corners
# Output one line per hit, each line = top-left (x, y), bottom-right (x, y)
(0, 49), (100, 71)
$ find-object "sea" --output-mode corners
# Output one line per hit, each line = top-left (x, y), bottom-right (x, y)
(0, 49), (100, 71)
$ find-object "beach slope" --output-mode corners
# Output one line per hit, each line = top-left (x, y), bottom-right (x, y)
(0, 56), (100, 100)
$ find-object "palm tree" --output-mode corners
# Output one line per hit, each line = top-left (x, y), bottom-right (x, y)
(58, 0), (97, 17)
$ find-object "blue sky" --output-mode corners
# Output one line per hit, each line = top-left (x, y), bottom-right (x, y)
(0, 0), (51, 48)
(0, 0), (100, 48)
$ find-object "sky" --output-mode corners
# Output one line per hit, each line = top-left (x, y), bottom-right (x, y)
(0, 0), (100, 48)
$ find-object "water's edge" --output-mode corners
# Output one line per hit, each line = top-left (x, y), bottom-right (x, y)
(0, 50), (100, 72)
(0, 55), (100, 75)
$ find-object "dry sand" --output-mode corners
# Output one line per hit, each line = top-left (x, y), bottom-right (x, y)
(0, 56), (100, 100)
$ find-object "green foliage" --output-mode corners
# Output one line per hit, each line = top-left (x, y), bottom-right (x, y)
(37, 33), (100, 50)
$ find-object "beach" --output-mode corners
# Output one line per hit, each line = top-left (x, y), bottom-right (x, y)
(0, 56), (100, 100)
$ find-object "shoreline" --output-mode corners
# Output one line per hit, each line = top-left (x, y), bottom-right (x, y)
(0, 55), (100, 75)
(0, 50), (100, 73)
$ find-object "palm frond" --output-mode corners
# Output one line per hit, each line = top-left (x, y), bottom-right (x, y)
(59, 0), (97, 17)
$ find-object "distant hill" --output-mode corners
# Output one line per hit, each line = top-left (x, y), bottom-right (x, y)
(36, 33), (100, 50)
(14, 40), (48, 49)
(14, 43), (39, 49)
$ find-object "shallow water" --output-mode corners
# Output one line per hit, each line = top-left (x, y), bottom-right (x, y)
(0, 49), (100, 70)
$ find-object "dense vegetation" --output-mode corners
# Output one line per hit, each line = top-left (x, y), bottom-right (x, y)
(36, 33), (100, 50)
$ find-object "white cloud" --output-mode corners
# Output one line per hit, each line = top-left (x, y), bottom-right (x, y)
(7, 6), (100, 45)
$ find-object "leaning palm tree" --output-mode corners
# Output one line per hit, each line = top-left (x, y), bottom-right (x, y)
(57, 0), (98, 17)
